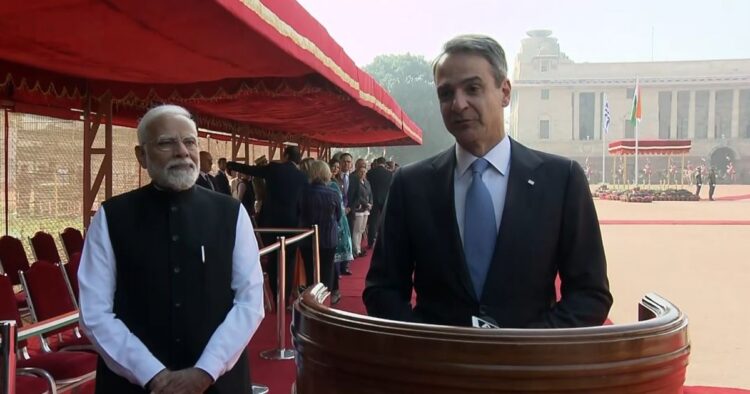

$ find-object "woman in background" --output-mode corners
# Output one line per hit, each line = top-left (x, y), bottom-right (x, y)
(298, 160), (341, 300)
(328, 158), (353, 304)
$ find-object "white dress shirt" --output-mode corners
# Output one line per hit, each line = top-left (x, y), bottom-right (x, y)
(454, 135), (512, 245)
(79, 205), (265, 387)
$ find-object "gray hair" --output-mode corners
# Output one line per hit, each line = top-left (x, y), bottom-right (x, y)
(137, 104), (197, 145)
(432, 34), (508, 86)
(308, 160), (332, 184)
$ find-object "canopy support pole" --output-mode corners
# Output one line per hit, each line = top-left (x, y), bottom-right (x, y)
(232, 133), (251, 165)
(82, 93), (113, 229)
(4, 109), (9, 235)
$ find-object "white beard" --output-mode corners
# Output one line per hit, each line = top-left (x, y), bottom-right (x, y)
(147, 158), (198, 191)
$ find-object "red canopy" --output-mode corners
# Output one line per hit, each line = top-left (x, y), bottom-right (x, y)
(608, 139), (691, 155)
(0, 0), (422, 147)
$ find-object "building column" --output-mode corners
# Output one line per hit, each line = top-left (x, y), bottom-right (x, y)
(594, 92), (601, 140)
(572, 91), (579, 141)
(688, 90), (696, 139)
(731, 89), (740, 138)
(707, 90), (716, 139)
(669, 90), (678, 140)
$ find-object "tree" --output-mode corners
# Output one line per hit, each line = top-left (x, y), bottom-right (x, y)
(362, 54), (454, 165)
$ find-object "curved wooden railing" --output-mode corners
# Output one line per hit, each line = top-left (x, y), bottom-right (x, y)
(292, 285), (690, 394)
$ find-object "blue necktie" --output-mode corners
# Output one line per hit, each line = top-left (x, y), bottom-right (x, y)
(464, 158), (497, 299)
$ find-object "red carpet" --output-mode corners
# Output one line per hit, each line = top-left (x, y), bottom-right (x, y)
(600, 219), (750, 225)
(716, 193), (750, 201)
(60, 252), (749, 393)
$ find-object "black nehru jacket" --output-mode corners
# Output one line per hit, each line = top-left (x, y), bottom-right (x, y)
(96, 184), (249, 394)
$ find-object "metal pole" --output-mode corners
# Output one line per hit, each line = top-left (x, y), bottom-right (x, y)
(4, 110), (9, 236)
(1, 321), (17, 394)
(260, 236), (294, 360)
(312, 224), (321, 284)
(634, 121), (640, 187)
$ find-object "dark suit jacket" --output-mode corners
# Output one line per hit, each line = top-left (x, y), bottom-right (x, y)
(366, 166), (393, 208)
(363, 140), (612, 328)
(196, 173), (216, 191)
(226, 161), (307, 228)
(213, 170), (232, 195)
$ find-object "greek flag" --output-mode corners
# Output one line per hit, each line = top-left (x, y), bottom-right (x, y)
(602, 94), (611, 135)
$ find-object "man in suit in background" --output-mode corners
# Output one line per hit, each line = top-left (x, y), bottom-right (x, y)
(366, 157), (392, 249)
(196, 151), (216, 191)
(364, 34), (612, 328)
(339, 152), (355, 275)
(213, 157), (232, 196)
(227, 146), (308, 300)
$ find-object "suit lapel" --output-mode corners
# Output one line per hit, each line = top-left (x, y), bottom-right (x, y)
(481, 139), (543, 302)
(431, 147), (477, 302)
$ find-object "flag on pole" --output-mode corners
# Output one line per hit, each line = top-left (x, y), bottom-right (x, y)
(602, 94), (611, 135)
(628, 80), (642, 126)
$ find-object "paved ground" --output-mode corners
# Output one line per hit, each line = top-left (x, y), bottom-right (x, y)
(594, 184), (750, 388)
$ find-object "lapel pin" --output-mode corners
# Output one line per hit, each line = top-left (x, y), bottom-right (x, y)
(527, 179), (535, 186)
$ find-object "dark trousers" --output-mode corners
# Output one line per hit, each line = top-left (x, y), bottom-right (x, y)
(367, 204), (384, 247)
(263, 233), (299, 303)
(301, 245), (336, 290)
(695, 184), (702, 197)
(709, 185), (716, 200)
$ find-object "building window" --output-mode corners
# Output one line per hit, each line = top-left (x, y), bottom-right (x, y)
(676, 91), (690, 139)
(695, 90), (709, 139)
(658, 91), (672, 139)
(579, 93), (595, 140)
(540, 61), (549, 72)
(624, 119), (635, 138)
(626, 88), (635, 99)
(715, 90), (733, 139)
(539, 120), (550, 139)
(541, 89), (550, 100)
(740, 89), (750, 138)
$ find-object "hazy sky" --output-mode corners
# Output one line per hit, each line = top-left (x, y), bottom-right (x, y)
(297, 0), (750, 67)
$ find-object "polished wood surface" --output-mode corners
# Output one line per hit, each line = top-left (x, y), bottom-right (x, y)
(292, 285), (689, 393)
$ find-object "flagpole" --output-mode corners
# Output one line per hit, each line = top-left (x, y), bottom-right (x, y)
(634, 119), (639, 187)
(632, 77), (640, 187)
(602, 130), (606, 184)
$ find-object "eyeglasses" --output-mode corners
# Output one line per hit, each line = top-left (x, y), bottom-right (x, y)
(148, 137), (199, 152)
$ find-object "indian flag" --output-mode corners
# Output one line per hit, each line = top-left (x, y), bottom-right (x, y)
(628, 79), (642, 126)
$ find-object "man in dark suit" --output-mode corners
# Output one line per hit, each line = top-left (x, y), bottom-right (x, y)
(227, 146), (308, 300)
(196, 151), (216, 191)
(212, 157), (232, 196)
(364, 34), (612, 328)
(695, 167), (703, 198)
(365, 157), (392, 249)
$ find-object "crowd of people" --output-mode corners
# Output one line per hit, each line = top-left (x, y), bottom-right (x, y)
(195, 147), (395, 305)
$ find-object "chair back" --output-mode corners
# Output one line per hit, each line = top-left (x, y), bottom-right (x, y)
(62, 252), (81, 303)
(59, 228), (84, 261)
(0, 236), (31, 285)
(19, 261), (77, 337)
(29, 232), (61, 264)
(0, 274), (28, 347)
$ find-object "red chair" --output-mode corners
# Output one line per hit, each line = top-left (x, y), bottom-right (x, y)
(18, 261), (91, 352)
(15, 368), (57, 394)
(0, 235), (32, 311)
(59, 228), (84, 261)
(0, 274), (97, 390)
(30, 232), (62, 264)
(62, 252), (82, 303)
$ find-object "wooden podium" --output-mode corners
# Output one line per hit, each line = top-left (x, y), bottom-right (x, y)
(292, 285), (689, 393)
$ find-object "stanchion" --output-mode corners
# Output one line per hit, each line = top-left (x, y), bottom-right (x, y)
(260, 236), (295, 360)
(312, 224), (320, 284)
(1, 321), (17, 394)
